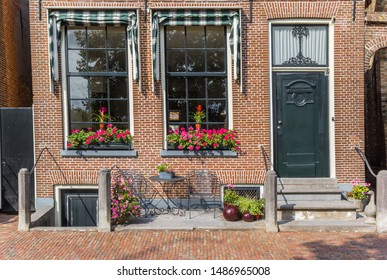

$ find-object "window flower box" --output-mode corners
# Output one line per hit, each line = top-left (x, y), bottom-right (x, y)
(166, 127), (240, 152)
(67, 124), (133, 150)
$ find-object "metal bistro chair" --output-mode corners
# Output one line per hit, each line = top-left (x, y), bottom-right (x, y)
(187, 170), (220, 219)
(113, 170), (163, 217)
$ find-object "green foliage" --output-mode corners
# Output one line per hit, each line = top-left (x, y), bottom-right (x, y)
(156, 163), (173, 173)
(223, 189), (240, 205)
(351, 180), (371, 200)
(236, 196), (265, 216)
(191, 111), (206, 123)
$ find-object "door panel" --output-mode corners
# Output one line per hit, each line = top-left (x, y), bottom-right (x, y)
(274, 72), (329, 178)
(0, 108), (34, 212)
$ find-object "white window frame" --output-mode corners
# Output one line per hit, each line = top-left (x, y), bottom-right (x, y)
(61, 27), (135, 150)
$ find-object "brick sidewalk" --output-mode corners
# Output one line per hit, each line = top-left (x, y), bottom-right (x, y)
(1, 213), (387, 260)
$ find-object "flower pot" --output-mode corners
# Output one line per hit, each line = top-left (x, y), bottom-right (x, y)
(242, 212), (254, 222)
(99, 123), (105, 130)
(348, 197), (367, 212)
(253, 214), (261, 220)
(195, 123), (201, 130)
(159, 171), (174, 179)
(222, 204), (239, 221)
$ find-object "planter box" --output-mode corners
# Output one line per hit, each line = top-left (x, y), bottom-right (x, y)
(347, 197), (367, 212)
(70, 143), (131, 150)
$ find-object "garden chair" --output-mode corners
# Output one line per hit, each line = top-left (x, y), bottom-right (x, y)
(186, 170), (220, 219)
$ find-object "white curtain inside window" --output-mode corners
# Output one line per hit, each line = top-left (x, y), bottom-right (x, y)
(272, 25), (327, 66)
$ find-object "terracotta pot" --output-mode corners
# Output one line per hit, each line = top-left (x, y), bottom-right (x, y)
(242, 212), (254, 222)
(195, 123), (201, 130)
(223, 204), (239, 221)
(99, 123), (105, 130)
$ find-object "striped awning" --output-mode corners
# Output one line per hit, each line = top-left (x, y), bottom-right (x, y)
(49, 10), (139, 84)
(152, 10), (240, 83)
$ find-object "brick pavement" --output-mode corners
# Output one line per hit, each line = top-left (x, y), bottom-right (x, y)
(1, 213), (387, 260)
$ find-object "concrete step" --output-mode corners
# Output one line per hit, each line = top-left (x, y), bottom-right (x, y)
(277, 200), (357, 221)
(278, 220), (376, 232)
(278, 188), (343, 202)
(277, 177), (337, 189)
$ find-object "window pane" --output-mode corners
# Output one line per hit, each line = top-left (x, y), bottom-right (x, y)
(169, 100), (187, 122)
(69, 77), (88, 99)
(187, 77), (205, 98)
(168, 77), (186, 98)
(71, 123), (92, 131)
(208, 101), (226, 122)
(186, 26), (205, 48)
(110, 77), (127, 99)
(167, 50), (186, 72)
(68, 50), (87, 72)
(108, 50), (126, 72)
(208, 77), (226, 98)
(107, 27), (125, 48)
(166, 26), (185, 48)
(187, 50), (205, 72)
(87, 28), (105, 48)
(70, 100), (90, 122)
(110, 100), (128, 122)
(206, 26), (224, 48)
(207, 50), (225, 72)
(88, 50), (106, 72)
(89, 77), (107, 98)
(68, 29), (86, 48)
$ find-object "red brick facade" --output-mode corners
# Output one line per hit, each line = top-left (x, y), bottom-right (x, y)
(29, 0), (366, 201)
(0, 0), (32, 107)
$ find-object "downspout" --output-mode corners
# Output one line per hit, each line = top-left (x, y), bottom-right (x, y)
(39, 0), (42, 21)
(353, 0), (357, 21)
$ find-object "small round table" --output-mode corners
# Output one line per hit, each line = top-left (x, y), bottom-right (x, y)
(149, 175), (186, 215)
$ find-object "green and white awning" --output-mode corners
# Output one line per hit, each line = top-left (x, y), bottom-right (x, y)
(49, 10), (139, 83)
(151, 10), (240, 82)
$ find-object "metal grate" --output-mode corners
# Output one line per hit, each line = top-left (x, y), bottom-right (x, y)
(220, 184), (263, 204)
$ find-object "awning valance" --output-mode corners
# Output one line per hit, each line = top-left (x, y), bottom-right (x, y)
(151, 10), (240, 83)
(49, 10), (139, 84)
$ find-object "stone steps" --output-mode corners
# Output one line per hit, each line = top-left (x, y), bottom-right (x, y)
(277, 200), (358, 221)
(276, 178), (359, 222)
(278, 219), (376, 232)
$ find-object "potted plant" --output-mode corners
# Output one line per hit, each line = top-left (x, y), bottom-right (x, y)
(94, 107), (112, 129)
(248, 198), (265, 220)
(347, 180), (371, 212)
(156, 163), (174, 179)
(236, 196), (254, 222)
(222, 184), (240, 221)
(191, 104), (205, 129)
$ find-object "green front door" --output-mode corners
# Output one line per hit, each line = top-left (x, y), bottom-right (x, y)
(274, 72), (329, 177)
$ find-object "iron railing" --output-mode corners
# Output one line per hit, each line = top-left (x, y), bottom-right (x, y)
(354, 146), (377, 178)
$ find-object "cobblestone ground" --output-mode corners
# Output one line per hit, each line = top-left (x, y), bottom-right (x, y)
(1, 213), (387, 260)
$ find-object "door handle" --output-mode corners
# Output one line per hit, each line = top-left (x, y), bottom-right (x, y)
(278, 120), (282, 125)
(277, 120), (282, 129)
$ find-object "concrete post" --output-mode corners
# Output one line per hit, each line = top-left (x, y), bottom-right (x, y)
(264, 170), (278, 232)
(98, 169), (111, 232)
(18, 168), (31, 231)
(376, 170), (387, 232)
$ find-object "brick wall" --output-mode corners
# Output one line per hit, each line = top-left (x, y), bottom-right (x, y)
(29, 0), (366, 199)
(0, 0), (32, 107)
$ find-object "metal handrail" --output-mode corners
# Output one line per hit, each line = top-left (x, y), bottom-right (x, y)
(259, 144), (271, 172)
(354, 146), (377, 178)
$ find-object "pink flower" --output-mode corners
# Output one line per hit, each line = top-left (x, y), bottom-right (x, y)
(213, 143), (219, 148)
(188, 146), (194, 151)
(178, 145), (183, 150)
(195, 145), (201, 150)
(188, 126), (194, 131)
(107, 124), (113, 128)
(100, 107), (107, 114)
(87, 127), (92, 131)
(99, 137), (104, 141)
(67, 142), (72, 147)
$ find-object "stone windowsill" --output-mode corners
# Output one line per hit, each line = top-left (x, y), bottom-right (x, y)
(160, 149), (238, 158)
(60, 149), (138, 157)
